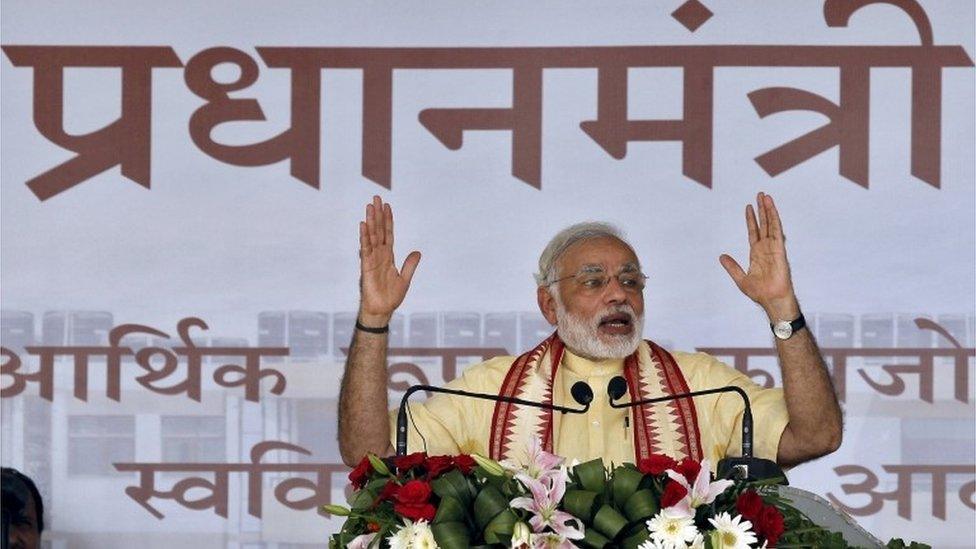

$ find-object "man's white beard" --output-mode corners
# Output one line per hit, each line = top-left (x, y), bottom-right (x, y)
(553, 294), (644, 360)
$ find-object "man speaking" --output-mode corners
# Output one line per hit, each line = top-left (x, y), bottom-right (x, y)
(337, 193), (842, 469)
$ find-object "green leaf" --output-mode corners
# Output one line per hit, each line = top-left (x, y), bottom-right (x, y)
(473, 485), (509, 530)
(348, 487), (375, 509)
(432, 469), (474, 507)
(581, 528), (611, 548)
(622, 489), (658, 522)
(574, 458), (607, 493)
(591, 505), (628, 539)
(483, 509), (517, 544)
(619, 526), (650, 549)
(433, 496), (466, 524)
(431, 521), (471, 549)
(610, 466), (644, 506)
(563, 489), (603, 522)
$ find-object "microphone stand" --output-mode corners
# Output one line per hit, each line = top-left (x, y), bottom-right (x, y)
(396, 382), (593, 457)
(608, 381), (786, 483)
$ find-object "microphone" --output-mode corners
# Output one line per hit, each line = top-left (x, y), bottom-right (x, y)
(607, 376), (785, 482)
(396, 381), (593, 457)
(571, 381), (594, 406)
(607, 375), (628, 402)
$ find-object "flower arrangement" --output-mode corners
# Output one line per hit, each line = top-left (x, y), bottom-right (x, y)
(325, 441), (928, 549)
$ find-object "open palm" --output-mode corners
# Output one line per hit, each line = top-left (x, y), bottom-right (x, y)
(358, 196), (421, 323)
(719, 193), (796, 315)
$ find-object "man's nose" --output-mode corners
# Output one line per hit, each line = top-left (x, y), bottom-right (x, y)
(602, 275), (628, 302)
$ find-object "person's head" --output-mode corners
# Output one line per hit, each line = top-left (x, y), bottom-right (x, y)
(535, 222), (645, 359)
(1, 467), (43, 549)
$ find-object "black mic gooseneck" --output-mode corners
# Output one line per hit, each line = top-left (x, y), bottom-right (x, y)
(607, 375), (784, 483)
(396, 381), (593, 456)
(608, 375), (754, 457)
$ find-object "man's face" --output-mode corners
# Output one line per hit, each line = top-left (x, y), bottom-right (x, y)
(538, 236), (645, 359)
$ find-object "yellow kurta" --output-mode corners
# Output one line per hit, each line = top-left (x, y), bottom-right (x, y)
(389, 348), (788, 466)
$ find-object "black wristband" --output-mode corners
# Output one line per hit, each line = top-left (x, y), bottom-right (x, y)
(355, 319), (389, 334)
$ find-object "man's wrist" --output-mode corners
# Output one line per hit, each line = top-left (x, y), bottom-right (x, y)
(762, 295), (801, 322)
(357, 311), (393, 329)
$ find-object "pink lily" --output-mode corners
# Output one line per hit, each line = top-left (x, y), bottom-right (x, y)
(530, 532), (578, 549)
(664, 459), (734, 517)
(504, 437), (564, 481)
(346, 532), (377, 549)
(511, 467), (585, 539)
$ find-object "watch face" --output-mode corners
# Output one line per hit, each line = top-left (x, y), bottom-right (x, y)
(773, 321), (793, 340)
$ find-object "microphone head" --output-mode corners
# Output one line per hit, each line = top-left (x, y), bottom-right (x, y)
(608, 376), (628, 401)
(570, 381), (594, 405)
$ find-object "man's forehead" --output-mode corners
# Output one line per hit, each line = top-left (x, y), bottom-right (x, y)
(559, 236), (640, 269)
(576, 261), (640, 272)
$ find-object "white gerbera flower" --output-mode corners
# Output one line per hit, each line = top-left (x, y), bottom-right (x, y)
(386, 519), (439, 549)
(707, 512), (757, 549)
(646, 508), (699, 547)
(411, 520), (439, 549)
(387, 520), (414, 549)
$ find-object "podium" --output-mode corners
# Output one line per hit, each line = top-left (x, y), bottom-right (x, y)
(770, 485), (885, 548)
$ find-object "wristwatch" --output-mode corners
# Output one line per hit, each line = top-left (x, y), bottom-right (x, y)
(771, 313), (806, 340)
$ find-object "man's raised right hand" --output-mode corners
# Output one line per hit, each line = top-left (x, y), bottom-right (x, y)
(358, 195), (421, 327)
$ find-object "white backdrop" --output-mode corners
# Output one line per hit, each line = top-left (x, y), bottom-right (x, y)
(1, 1), (974, 547)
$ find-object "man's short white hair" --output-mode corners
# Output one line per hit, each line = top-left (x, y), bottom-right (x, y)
(534, 222), (635, 286)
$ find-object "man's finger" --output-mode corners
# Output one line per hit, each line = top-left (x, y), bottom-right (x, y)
(400, 251), (422, 286)
(359, 221), (370, 258)
(719, 254), (747, 289)
(384, 203), (394, 248)
(365, 203), (378, 247)
(757, 192), (769, 238)
(745, 204), (759, 245)
(766, 194), (784, 239)
(372, 195), (386, 245)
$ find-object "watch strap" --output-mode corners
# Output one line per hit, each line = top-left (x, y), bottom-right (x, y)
(770, 312), (806, 338)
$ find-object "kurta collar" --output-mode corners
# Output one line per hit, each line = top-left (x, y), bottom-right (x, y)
(561, 348), (625, 377)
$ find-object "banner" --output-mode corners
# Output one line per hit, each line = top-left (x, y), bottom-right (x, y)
(2, 1), (973, 547)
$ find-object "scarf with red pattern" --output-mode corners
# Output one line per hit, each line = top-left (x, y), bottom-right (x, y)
(488, 332), (704, 463)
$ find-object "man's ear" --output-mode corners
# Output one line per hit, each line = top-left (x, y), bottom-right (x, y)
(537, 286), (558, 325)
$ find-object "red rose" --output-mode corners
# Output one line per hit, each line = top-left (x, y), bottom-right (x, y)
(375, 480), (401, 503)
(660, 480), (688, 508)
(396, 479), (433, 504)
(367, 521), (381, 533)
(454, 454), (476, 475)
(759, 504), (785, 546)
(394, 502), (437, 522)
(673, 458), (702, 483)
(348, 456), (373, 489)
(638, 454), (678, 476)
(394, 452), (427, 472)
(735, 489), (763, 521)
(425, 455), (455, 478)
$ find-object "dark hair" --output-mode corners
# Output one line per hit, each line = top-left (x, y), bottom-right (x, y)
(1, 467), (44, 533)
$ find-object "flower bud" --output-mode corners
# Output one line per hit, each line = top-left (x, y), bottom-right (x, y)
(511, 521), (532, 548)
(471, 454), (506, 476)
(367, 453), (392, 476)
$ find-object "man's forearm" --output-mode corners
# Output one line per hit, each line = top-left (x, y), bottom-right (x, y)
(762, 296), (843, 466)
(338, 325), (394, 466)
(773, 315), (844, 466)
